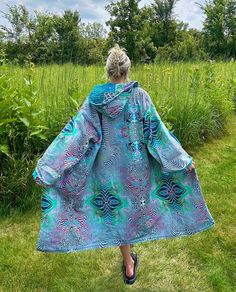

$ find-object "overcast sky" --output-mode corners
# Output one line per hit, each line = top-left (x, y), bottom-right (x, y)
(0, 0), (206, 30)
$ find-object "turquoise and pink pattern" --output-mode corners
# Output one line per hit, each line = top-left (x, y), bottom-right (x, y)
(32, 80), (215, 253)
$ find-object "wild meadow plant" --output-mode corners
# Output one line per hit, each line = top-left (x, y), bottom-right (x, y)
(0, 56), (235, 213)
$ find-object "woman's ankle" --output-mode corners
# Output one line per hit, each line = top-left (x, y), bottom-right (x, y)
(124, 255), (134, 266)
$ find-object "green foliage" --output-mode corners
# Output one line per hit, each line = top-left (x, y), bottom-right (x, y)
(0, 154), (41, 214)
(150, 0), (180, 47)
(52, 10), (82, 63)
(81, 22), (107, 39)
(228, 75), (236, 113)
(0, 4), (29, 43)
(132, 61), (235, 150)
(155, 31), (209, 62)
(0, 4), (107, 65)
(201, 0), (236, 58)
(105, 0), (147, 63)
(0, 57), (49, 159)
(0, 1), (236, 63)
(0, 60), (235, 212)
(201, 63), (235, 132)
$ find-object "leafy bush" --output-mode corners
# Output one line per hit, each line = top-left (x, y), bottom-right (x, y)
(0, 54), (50, 159)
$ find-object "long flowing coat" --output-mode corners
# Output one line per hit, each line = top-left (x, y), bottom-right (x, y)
(32, 80), (215, 253)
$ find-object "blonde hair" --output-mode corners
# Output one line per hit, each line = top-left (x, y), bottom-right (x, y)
(105, 44), (131, 80)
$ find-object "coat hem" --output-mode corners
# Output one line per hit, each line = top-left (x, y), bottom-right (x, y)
(36, 219), (215, 254)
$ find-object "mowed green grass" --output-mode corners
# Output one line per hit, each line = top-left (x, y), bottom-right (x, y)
(0, 117), (235, 291)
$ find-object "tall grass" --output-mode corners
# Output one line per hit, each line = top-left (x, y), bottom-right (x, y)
(7, 61), (236, 147)
(0, 60), (236, 213)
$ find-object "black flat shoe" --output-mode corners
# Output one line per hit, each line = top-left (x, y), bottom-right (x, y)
(122, 251), (138, 285)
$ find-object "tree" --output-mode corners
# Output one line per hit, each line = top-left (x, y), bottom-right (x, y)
(79, 22), (107, 65)
(0, 5), (82, 64)
(150, 0), (180, 47)
(200, 0), (236, 58)
(225, 0), (236, 57)
(80, 22), (107, 39)
(0, 4), (30, 44)
(28, 11), (56, 64)
(0, 4), (33, 63)
(105, 0), (145, 63)
(155, 28), (208, 62)
(53, 10), (82, 63)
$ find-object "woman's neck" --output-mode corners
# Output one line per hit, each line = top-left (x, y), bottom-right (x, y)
(110, 77), (126, 84)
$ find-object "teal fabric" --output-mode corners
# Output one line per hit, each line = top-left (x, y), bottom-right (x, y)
(33, 80), (215, 253)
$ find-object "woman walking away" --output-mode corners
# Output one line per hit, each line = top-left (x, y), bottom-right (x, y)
(32, 44), (215, 285)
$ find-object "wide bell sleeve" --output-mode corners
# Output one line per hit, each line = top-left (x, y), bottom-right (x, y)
(32, 97), (102, 187)
(141, 88), (193, 173)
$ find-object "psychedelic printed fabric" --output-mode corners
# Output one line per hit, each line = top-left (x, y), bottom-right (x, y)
(32, 80), (215, 253)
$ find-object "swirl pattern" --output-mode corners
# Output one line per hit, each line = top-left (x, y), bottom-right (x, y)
(33, 81), (215, 253)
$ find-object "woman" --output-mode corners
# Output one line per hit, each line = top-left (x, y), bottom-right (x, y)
(32, 44), (215, 285)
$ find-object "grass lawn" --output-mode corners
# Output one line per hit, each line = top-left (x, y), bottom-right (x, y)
(0, 116), (236, 292)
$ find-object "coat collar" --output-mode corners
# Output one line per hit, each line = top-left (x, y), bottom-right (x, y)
(88, 80), (139, 118)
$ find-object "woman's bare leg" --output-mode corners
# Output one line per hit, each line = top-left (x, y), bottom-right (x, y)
(119, 244), (135, 277)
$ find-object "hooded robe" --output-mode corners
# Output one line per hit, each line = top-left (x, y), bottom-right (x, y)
(32, 80), (215, 253)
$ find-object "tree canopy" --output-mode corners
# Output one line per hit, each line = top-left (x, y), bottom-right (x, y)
(0, 0), (235, 65)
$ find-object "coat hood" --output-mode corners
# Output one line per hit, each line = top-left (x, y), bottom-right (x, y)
(88, 80), (139, 118)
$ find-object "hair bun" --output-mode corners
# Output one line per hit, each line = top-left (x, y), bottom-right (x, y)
(106, 43), (131, 80)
